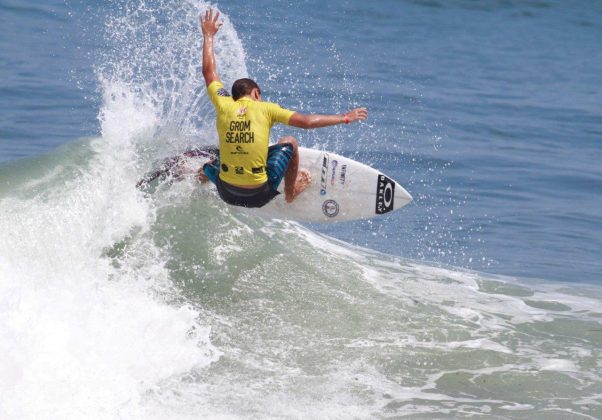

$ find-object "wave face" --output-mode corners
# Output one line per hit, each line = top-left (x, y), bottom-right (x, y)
(2, 149), (602, 418)
(1, 1), (602, 419)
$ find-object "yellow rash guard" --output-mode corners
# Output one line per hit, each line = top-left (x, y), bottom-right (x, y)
(207, 81), (295, 186)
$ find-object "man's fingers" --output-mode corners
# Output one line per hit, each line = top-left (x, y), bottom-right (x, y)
(201, 9), (222, 30)
(349, 107), (368, 121)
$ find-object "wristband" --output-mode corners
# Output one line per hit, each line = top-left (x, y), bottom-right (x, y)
(343, 114), (350, 124)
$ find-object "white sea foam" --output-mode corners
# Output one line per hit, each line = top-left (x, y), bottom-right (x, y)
(0, 30), (223, 420)
(536, 358), (579, 372)
(0, 2), (256, 417)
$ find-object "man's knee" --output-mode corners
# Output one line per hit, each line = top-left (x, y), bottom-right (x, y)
(278, 136), (297, 148)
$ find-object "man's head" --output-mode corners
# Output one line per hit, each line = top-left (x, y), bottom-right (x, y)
(232, 78), (261, 101)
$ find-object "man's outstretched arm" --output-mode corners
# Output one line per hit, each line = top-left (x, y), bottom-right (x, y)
(288, 107), (368, 129)
(200, 9), (222, 87)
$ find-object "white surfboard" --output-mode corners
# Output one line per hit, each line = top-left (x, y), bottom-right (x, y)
(138, 146), (412, 222)
(247, 147), (412, 222)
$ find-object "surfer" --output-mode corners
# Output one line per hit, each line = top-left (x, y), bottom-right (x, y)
(199, 9), (367, 207)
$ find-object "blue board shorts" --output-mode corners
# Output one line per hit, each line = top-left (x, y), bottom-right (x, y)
(203, 143), (294, 208)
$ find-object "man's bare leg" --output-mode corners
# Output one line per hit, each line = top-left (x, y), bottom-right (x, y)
(278, 136), (311, 203)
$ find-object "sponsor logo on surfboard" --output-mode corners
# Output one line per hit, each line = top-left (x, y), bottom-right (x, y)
(330, 160), (338, 186)
(339, 164), (347, 185)
(320, 154), (329, 196)
(376, 175), (395, 214)
(322, 199), (339, 217)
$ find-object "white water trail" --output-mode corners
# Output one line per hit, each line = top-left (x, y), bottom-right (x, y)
(0, 79), (218, 419)
(0, 0), (252, 417)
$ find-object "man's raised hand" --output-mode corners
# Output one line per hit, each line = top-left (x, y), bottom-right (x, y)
(200, 8), (222, 38)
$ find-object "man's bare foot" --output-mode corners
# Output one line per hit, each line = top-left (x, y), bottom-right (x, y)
(286, 168), (312, 203)
(197, 167), (209, 183)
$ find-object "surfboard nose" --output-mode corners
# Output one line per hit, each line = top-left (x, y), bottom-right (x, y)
(395, 182), (413, 208)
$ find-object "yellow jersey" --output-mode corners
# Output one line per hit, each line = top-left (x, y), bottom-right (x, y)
(207, 81), (295, 186)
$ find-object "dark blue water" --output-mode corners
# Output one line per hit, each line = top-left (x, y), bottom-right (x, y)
(1, 0), (601, 283)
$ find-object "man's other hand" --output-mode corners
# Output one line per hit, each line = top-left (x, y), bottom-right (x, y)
(345, 107), (368, 123)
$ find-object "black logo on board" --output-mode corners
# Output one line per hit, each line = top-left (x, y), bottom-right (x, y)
(320, 154), (329, 196)
(322, 199), (340, 218)
(375, 175), (395, 214)
(339, 164), (347, 185)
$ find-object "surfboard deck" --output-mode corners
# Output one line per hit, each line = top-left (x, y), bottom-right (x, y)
(138, 146), (412, 223)
(247, 148), (412, 222)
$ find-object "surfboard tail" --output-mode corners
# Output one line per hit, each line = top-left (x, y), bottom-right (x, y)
(136, 146), (219, 190)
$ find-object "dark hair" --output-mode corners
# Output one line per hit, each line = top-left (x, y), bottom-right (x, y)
(231, 78), (260, 100)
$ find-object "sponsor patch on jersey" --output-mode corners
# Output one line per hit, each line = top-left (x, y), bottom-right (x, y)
(232, 145), (248, 155)
(217, 88), (230, 97)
